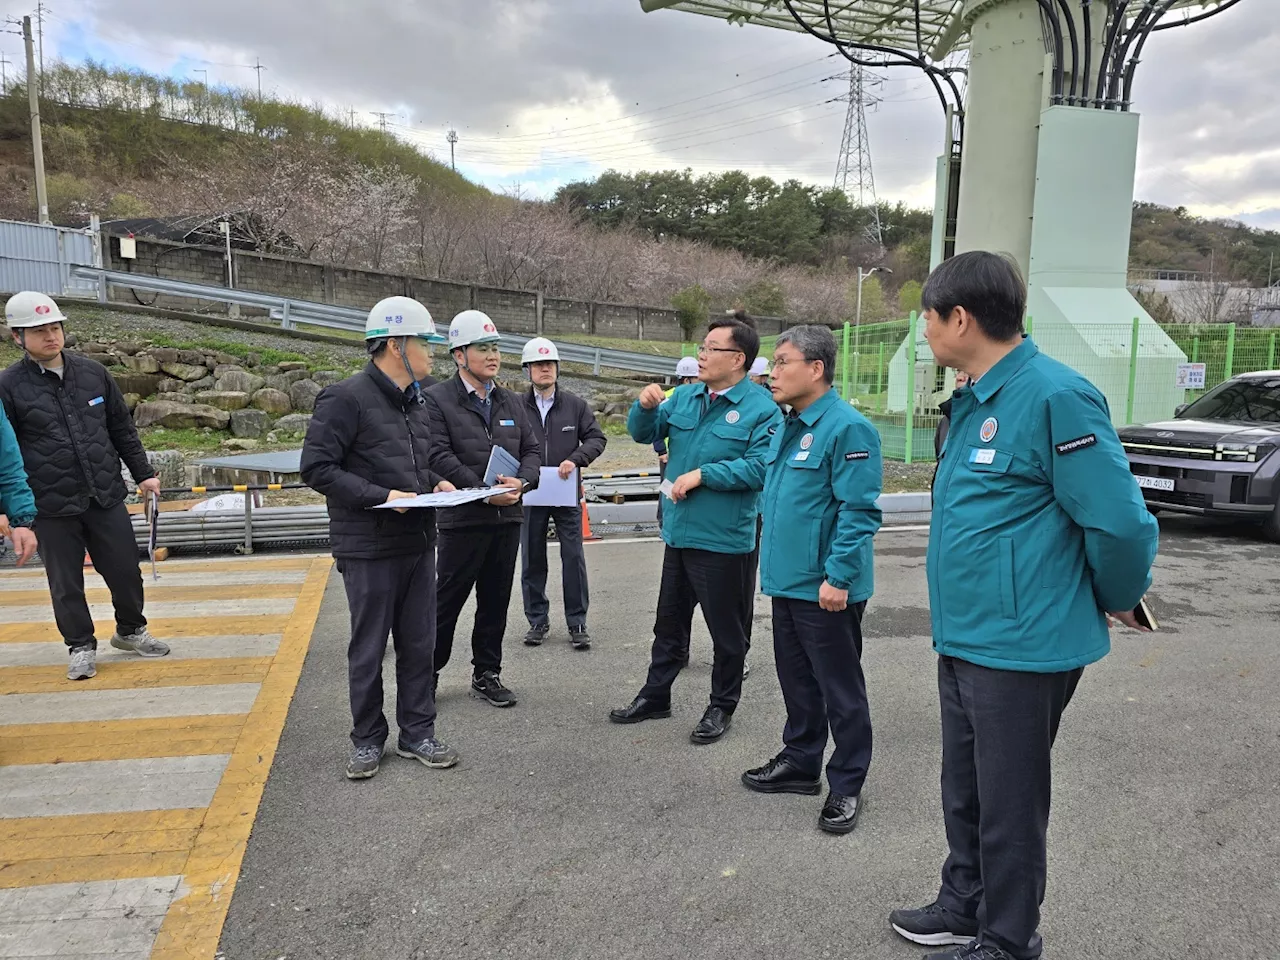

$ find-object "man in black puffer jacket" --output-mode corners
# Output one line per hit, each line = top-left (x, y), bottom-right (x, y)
(425, 310), (540, 709)
(0, 292), (166, 683)
(517, 337), (607, 651)
(301, 296), (460, 781)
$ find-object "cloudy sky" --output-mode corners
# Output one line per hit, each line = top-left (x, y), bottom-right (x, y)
(44, 0), (1279, 228)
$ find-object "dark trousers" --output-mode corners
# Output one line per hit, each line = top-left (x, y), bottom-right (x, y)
(772, 596), (872, 797)
(35, 501), (145, 650)
(936, 655), (1084, 960)
(521, 505), (588, 629)
(435, 524), (521, 678)
(338, 551), (437, 749)
(641, 546), (753, 712)
(672, 518), (760, 662)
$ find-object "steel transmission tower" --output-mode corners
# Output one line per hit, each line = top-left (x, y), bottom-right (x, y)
(834, 65), (884, 251)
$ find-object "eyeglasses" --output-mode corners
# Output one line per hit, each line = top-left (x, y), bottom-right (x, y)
(770, 357), (816, 369)
(697, 343), (743, 356)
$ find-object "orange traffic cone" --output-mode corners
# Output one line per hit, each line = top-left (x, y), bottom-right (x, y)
(581, 497), (600, 541)
(83, 551), (93, 568)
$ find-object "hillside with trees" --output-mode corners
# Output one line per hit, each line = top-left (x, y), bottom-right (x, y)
(0, 61), (1275, 329)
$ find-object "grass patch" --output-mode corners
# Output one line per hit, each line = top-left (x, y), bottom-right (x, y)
(138, 426), (224, 453)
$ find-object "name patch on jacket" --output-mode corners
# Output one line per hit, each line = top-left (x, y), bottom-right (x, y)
(561, 425), (575, 432)
(845, 451), (869, 461)
(88, 396), (104, 407)
(1055, 434), (1097, 455)
(498, 419), (515, 427)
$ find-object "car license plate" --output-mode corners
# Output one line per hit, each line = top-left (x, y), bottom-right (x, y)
(1136, 476), (1175, 492)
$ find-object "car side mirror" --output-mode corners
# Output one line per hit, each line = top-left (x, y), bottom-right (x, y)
(1174, 403), (1188, 418)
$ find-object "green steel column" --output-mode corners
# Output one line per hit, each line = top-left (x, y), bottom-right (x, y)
(1191, 337), (1199, 364)
(1025, 315), (1034, 336)
(841, 322), (851, 401)
(905, 311), (918, 464)
(1268, 332), (1276, 370)
(877, 341), (885, 412)
(1125, 316), (1141, 424)
(1224, 323), (1236, 380)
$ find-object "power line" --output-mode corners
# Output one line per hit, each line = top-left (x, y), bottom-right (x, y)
(835, 65), (884, 249)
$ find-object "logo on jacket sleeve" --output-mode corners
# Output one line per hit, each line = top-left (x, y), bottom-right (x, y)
(979, 417), (998, 443)
(1055, 433), (1097, 455)
(725, 410), (740, 424)
(800, 433), (814, 450)
(845, 450), (869, 460)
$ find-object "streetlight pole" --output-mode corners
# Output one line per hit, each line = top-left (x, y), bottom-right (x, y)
(852, 265), (890, 395)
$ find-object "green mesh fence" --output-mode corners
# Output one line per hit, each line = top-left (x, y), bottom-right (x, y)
(700, 318), (1278, 464)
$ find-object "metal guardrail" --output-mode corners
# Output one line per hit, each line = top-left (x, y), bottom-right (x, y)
(72, 267), (683, 379)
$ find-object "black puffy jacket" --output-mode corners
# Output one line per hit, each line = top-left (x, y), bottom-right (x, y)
(300, 363), (446, 559)
(424, 374), (540, 528)
(523, 387), (607, 472)
(0, 353), (154, 518)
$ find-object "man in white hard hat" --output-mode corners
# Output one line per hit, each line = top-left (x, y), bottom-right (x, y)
(425, 310), (540, 708)
(518, 337), (607, 650)
(749, 355), (771, 386)
(0, 292), (166, 681)
(302, 296), (461, 780)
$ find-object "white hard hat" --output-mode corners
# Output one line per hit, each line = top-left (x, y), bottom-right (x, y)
(365, 296), (445, 343)
(521, 337), (560, 364)
(675, 357), (699, 378)
(749, 356), (769, 377)
(5, 291), (67, 329)
(448, 310), (502, 350)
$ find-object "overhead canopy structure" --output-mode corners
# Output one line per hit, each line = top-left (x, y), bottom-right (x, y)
(639, 0), (966, 56)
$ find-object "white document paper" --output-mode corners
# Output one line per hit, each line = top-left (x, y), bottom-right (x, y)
(372, 487), (507, 509)
(660, 479), (676, 501)
(521, 467), (579, 507)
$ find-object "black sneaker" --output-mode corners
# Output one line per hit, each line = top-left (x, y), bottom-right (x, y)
(396, 736), (460, 768)
(569, 625), (591, 650)
(470, 670), (518, 707)
(925, 943), (1015, 960)
(345, 743), (383, 781)
(523, 623), (549, 646)
(889, 902), (979, 947)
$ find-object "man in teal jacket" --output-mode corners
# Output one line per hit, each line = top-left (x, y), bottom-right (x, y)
(0, 405), (37, 566)
(741, 325), (882, 836)
(889, 252), (1159, 960)
(609, 313), (782, 744)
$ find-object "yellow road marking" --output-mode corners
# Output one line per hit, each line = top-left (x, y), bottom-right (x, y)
(0, 582), (302, 607)
(151, 556), (332, 960)
(0, 615), (291, 644)
(0, 657), (272, 695)
(0, 556), (320, 581)
(0, 715), (247, 765)
(0, 810), (204, 890)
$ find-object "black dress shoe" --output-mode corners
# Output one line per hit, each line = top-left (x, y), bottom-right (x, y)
(818, 791), (862, 834)
(741, 755), (822, 795)
(690, 706), (732, 744)
(609, 696), (671, 724)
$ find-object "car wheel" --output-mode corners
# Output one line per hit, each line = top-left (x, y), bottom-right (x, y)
(1262, 498), (1280, 543)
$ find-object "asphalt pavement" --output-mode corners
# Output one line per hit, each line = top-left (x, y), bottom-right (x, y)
(218, 518), (1280, 960)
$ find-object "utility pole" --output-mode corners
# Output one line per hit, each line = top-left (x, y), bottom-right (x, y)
(371, 111), (392, 135)
(252, 57), (264, 98)
(22, 16), (47, 223)
(835, 64), (885, 252)
(446, 128), (458, 171)
(348, 106), (356, 128)
(0, 53), (11, 94)
(34, 1), (42, 95)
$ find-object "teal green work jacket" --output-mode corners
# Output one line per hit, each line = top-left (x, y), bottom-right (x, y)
(628, 375), (782, 554)
(928, 337), (1159, 673)
(760, 388), (882, 604)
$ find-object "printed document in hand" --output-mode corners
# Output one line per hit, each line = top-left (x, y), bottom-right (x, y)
(372, 487), (507, 509)
(660, 479), (676, 501)
(522, 466), (579, 507)
(483, 445), (523, 486)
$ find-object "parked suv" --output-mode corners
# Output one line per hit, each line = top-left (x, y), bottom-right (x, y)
(1119, 371), (1280, 541)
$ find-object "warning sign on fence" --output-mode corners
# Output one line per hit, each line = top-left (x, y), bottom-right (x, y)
(1175, 363), (1207, 390)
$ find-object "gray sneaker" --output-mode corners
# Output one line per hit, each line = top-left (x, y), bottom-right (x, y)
(396, 736), (460, 769)
(569, 625), (591, 650)
(67, 646), (96, 681)
(346, 743), (383, 780)
(110, 628), (170, 658)
(523, 623), (549, 646)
